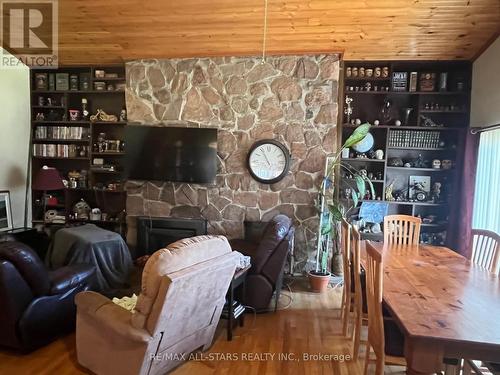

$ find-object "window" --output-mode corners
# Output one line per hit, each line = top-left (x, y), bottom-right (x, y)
(472, 129), (500, 233)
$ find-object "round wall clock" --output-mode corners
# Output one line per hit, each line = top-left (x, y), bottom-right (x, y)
(247, 139), (291, 184)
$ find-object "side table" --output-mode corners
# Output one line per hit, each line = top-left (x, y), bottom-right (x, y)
(221, 265), (251, 341)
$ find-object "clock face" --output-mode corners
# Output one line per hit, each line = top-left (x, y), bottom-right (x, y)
(248, 140), (290, 184)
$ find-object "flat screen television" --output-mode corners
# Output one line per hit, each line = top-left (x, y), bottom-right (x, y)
(123, 126), (218, 183)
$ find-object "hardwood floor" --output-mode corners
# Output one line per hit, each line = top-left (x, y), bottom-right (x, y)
(0, 278), (405, 375)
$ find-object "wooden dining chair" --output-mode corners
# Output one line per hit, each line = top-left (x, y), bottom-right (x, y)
(383, 214), (422, 245)
(340, 218), (352, 337)
(470, 229), (500, 275)
(364, 242), (406, 375)
(463, 229), (500, 375)
(351, 225), (366, 360)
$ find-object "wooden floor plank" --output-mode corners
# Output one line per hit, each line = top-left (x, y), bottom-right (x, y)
(0, 279), (405, 374)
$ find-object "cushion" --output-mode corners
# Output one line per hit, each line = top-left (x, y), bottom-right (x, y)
(252, 215), (291, 273)
(131, 235), (231, 329)
(0, 241), (50, 296)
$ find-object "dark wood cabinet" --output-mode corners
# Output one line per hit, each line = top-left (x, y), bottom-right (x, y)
(30, 65), (127, 234)
(340, 61), (471, 246)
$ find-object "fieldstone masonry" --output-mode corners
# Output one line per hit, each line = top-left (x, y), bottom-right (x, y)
(125, 54), (339, 272)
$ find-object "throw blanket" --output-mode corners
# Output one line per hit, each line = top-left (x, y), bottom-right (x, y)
(46, 224), (133, 291)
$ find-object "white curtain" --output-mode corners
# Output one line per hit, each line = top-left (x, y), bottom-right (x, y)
(472, 129), (500, 233)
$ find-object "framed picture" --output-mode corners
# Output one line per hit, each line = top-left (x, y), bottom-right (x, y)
(409, 176), (431, 202)
(0, 191), (13, 232)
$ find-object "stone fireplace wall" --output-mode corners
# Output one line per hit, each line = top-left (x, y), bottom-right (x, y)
(125, 54), (339, 272)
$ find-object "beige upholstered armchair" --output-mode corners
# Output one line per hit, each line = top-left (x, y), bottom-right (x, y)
(75, 235), (239, 375)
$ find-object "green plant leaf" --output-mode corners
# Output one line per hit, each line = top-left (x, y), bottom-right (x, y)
(328, 204), (343, 222)
(354, 175), (366, 198)
(351, 189), (359, 207)
(342, 123), (371, 149)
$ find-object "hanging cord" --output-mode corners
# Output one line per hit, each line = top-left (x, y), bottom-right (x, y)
(261, 0), (269, 64)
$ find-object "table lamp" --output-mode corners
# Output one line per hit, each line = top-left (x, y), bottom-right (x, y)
(33, 166), (65, 219)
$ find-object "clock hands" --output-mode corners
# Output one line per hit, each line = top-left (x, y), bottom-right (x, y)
(263, 151), (272, 166)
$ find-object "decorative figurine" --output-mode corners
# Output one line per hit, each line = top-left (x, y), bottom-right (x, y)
(420, 115), (440, 128)
(344, 96), (353, 124)
(373, 119), (380, 126)
(441, 159), (452, 169)
(385, 180), (396, 201)
(73, 199), (91, 220)
(81, 98), (89, 120)
(90, 109), (118, 123)
(119, 108), (127, 122)
(413, 154), (425, 168)
(432, 159), (441, 169)
(432, 182), (441, 202)
(374, 149), (384, 160)
(381, 98), (394, 124)
(388, 157), (404, 167)
(374, 67), (382, 78)
(403, 107), (413, 126)
(395, 120), (402, 126)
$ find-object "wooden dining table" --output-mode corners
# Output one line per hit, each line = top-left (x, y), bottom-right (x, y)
(361, 241), (500, 375)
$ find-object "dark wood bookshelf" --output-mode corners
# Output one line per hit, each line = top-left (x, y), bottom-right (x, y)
(341, 60), (471, 246)
(30, 65), (127, 235)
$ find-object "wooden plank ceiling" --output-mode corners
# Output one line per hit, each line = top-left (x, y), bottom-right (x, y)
(59, 0), (500, 65)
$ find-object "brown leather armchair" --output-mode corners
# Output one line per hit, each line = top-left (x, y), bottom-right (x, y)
(230, 215), (294, 312)
(0, 241), (95, 351)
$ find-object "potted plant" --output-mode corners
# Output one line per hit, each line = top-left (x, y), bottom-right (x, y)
(308, 123), (374, 293)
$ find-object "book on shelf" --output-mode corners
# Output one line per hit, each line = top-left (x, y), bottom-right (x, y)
(34, 126), (89, 140)
(388, 130), (441, 148)
(33, 144), (89, 158)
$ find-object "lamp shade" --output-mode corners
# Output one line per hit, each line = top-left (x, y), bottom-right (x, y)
(33, 166), (64, 191)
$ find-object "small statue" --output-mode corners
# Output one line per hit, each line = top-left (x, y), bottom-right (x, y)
(420, 115), (440, 128)
(90, 109), (118, 123)
(385, 180), (396, 201)
(344, 96), (353, 124)
(432, 182), (442, 202)
(413, 154), (425, 168)
(381, 98), (393, 124)
(119, 108), (127, 122)
(364, 190), (371, 200)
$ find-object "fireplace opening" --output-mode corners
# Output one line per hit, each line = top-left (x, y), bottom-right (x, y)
(136, 216), (207, 257)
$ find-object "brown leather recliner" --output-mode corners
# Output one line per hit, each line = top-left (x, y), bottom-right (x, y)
(0, 241), (95, 351)
(230, 215), (294, 312)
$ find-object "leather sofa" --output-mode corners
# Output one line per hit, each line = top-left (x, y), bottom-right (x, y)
(230, 215), (295, 312)
(0, 241), (95, 351)
(75, 235), (239, 375)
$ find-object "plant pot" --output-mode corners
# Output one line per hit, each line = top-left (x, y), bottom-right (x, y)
(308, 271), (331, 293)
(331, 253), (343, 276)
